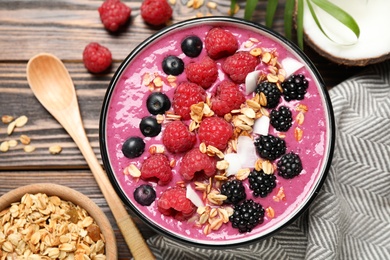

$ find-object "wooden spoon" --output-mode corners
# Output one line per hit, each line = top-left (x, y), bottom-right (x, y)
(26, 53), (155, 260)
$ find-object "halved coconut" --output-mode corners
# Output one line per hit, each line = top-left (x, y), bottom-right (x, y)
(302, 0), (390, 66)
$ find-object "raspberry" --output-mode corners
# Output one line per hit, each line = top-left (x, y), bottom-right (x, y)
(185, 56), (218, 89)
(157, 186), (196, 221)
(229, 199), (265, 233)
(162, 121), (196, 154)
(198, 117), (233, 151)
(270, 106), (293, 132)
(98, 0), (131, 32)
(82, 42), (112, 74)
(179, 148), (217, 181)
(254, 134), (286, 161)
(220, 180), (246, 205)
(222, 52), (259, 84)
(248, 170), (277, 198)
(204, 27), (238, 60)
(140, 154), (172, 185)
(172, 82), (206, 120)
(211, 80), (246, 117)
(255, 81), (282, 109)
(141, 0), (172, 26)
(277, 152), (303, 179)
(281, 74), (309, 101)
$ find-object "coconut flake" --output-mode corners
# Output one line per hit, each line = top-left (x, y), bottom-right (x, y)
(253, 116), (270, 135)
(186, 183), (204, 208)
(244, 70), (260, 95)
(281, 57), (304, 77)
(237, 136), (257, 168)
(224, 153), (242, 177)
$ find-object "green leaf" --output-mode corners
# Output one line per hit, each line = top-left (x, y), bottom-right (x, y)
(244, 0), (259, 20)
(296, 0), (304, 49)
(230, 0), (237, 16)
(284, 0), (295, 40)
(265, 0), (279, 28)
(309, 0), (360, 39)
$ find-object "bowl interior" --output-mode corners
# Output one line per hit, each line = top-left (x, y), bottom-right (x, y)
(100, 17), (335, 247)
(0, 183), (117, 258)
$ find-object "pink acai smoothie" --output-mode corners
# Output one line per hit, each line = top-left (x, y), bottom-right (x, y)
(103, 19), (331, 246)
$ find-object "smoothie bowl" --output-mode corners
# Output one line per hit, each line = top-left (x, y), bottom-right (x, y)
(99, 16), (335, 247)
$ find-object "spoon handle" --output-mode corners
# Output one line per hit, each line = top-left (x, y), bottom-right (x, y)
(61, 105), (155, 260)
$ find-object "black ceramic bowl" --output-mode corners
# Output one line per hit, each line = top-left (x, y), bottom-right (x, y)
(100, 16), (335, 248)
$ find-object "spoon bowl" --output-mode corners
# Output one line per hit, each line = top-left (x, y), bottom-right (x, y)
(26, 53), (155, 260)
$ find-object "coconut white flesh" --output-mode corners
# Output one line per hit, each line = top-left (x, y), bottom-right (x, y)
(303, 0), (390, 65)
(253, 115), (270, 136)
(224, 153), (243, 177)
(186, 183), (205, 208)
(245, 70), (260, 95)
(237, 136), (258, 168)
(281, 57), (304, 77)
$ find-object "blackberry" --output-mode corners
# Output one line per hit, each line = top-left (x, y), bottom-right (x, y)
(270, 106), (293, 132)
(281, 74), (309, 101)
(220, 180), (246, 205)
(277, 152), (303, 179)
(248, 170), (277, 198)
(255, 81), (281, 109)
(229, 199), (265, 233)
(254, 134), (286, 161)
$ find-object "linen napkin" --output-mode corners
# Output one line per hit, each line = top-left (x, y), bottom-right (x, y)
(147, 60), (390, 260)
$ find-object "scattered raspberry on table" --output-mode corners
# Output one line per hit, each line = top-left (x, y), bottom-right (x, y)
(141, 0), (173, 26)
(82, 42), (112, 73)
(98, 0), (131, 32)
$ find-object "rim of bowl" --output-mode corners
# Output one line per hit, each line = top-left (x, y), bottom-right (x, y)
(99, 16), (335, 248)
(0, 183), (118, 258)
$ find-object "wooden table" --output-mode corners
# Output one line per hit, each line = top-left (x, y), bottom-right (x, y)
(0, 0), (363, 258)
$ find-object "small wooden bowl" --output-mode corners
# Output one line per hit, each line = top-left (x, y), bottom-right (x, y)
(0, 183), (117, 258)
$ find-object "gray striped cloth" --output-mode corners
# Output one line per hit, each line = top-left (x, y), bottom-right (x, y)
(147, 61), (390, 260)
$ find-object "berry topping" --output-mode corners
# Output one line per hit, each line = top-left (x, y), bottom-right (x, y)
(122, 136), (145, 158)
(270, 106), (293, 132)
(229, 199), (265, 233)
(82, 42), (112, 74)
(162, 55), (184, 76)
(254, 134), (286, 161)
(281, 74), (309, 101)
(255, 81), (282, 109)
(134, 184), (156, 206)
(98, 0), (131, 32)
(220, 180), (246, 205)
(181, 35), (203, 57)
(140, 0), (172, 26)
(211, 80), (246, 117)
(139, 116), (161, 137)
(222, 52), (259, 84)
(179, 148), (217, 181)
(140, 154), (172, 185)
(162, 121), (196, 154)
(172, 82), (206, 120)
(146, 92), (171, 115)
(198, 117), (233, 151)
(157, 186), (196, 221)
(204, 27), (239, 60)
(185, 56), (218, 89)
(248, 170), (277, 198)
(277, 152), (303, 179)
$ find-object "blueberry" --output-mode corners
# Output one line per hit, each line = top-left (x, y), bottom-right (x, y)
(140, 116), (161, 137)
(146, 92), (171, 115)
(181, 35), (203, 57)
(122, 136), (145, 158)
(162, 55), (184, 76)
(134, 184), (156, 206)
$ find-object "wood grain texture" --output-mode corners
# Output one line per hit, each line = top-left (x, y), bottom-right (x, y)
(0, 0), (363, 258)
